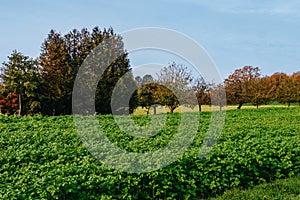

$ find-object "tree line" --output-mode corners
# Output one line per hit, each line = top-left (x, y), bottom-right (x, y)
(0, 26), (299, 116)
(225, 66), (300, 109)
(0, 27), (132, 115)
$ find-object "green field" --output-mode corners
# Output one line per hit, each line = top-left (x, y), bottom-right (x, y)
(1, 107), (300, 199)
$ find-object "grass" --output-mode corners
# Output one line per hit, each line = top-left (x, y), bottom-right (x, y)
(210, 174), (300, 200)
(133, 104), (298, 115)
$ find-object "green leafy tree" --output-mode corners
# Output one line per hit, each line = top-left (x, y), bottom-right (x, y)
(137, 82), (159, 114)
(0, 50), (40, 115)
(136, 75), (160, 114)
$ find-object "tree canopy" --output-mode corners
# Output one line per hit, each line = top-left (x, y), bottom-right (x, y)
(1, 27), (300, 116)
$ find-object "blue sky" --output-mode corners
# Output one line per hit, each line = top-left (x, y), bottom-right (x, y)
(1, 0), (300, 79)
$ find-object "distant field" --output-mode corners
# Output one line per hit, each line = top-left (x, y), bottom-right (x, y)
(133, 104), (298, 115)
(1, 107), (300, 199)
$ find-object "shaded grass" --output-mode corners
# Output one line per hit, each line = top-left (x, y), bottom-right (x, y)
(210, 174), (300, 200)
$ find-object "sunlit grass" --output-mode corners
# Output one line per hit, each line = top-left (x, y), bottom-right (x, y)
(133, 104), (298, 115)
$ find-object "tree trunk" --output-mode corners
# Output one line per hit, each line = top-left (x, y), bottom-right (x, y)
(18, 94), (21, 116)
(288, 102), (291, 107)
(153, 105), (157, 115)
(237, 102), (243, 109)
(146, 107), (150, 114)
(198, 103), (202, 112)
(52, 107), (56, 116)
(256, 104), (259, 109)
(170, 107), (175, 113)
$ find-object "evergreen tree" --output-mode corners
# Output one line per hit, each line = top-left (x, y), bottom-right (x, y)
(0, 50), (40, 115)
(39, 30), (72, 115)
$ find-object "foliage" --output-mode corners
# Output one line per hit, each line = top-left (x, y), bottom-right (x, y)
(1, 108), (300, 199)
(225, 66), (261, 109)
(211, 173), (300, 200)
(193, 76), (210, 111)
(137, 83), (161, 114)
(39, 27), (133, 116)
(136, 63), (198, 114)
(0, 50), (40, 115)
(225, 67), (300, 109)
(249, 76), (271, 108)
(39, 30), (72, 115)
(157, 62), (196, 112)
(268, 72), (300, 107)
(0, 91), (18, 115)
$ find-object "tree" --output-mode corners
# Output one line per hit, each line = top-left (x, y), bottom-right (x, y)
(0, 50), (40, 115)
(281, 74), (298, 107)
(63, 28), (93, 114)
(94, 45), (132, 114)
(157, 62), (196, 113)
(135, 76), (143, 87)
(136, 75), (155, 114)
(0, 90), (18, 115)
(142, 74), (154, 85)
(39, 30), (72, 115)
(290, 72), (300, 105)
(77, 28), (133, 115)
(39, 27), (133, 115)
(137, 74), (163, 114)
(110, 71), (139, 115)
(158, 84), (180, 113)
(208, 83), (227, 111)
(268, 72), (298, 107)
(193, 76), (209, 111)
(225, 66), (261, 109)
(250, 76), (271, 108)
(137, 82), (160, 114)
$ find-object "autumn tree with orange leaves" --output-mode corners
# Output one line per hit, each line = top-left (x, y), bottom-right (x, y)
(224, 66), (261, 109)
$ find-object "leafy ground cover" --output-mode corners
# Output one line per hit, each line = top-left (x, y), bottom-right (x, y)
(0, 107), (300, 199)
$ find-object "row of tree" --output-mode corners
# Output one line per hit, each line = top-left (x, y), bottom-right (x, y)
(0, 27), (132, 115)
(134, 65), (300, 113)
(225, 66), (300, 109)
(134, 63), (197, 114)
(0, 26), (299, 116)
